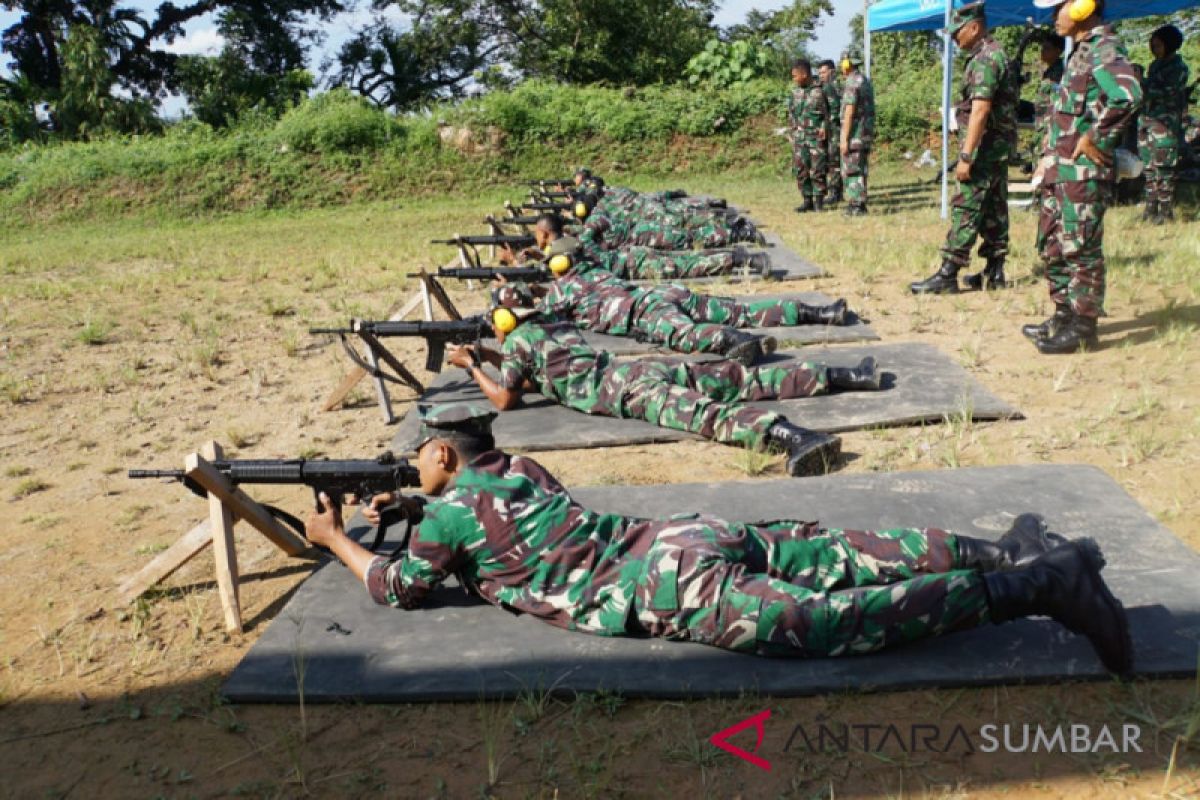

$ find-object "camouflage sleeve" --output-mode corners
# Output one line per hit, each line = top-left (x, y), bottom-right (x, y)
(967, 49), (1003, 101)
(841, 78), (858, 109)
(1091, 53), (1143, 151)
(364, 506), (466, 609)
(497, 332), (532, 390)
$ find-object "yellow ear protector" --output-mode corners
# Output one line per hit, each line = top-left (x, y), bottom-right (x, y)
(491, 307), (518, 334)
(841, 58), (852, 72)
(548, 253), (572, 276)
(1068, 0), (1095, 22)
(574, 201), (590, 219)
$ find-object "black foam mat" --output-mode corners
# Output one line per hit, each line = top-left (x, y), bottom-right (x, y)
(389, 342), (1021, 454)
(223, 464), (1200, 702)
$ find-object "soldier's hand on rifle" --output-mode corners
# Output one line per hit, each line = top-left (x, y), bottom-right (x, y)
(446, 343), (477, 370)
(306, 492), (345, 548)
(1073, 133), (1111, 168)
(361, 492), (396, 526)
(498, 244), (516, 265)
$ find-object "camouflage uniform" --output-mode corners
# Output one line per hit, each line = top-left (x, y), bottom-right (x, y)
(788, 81), (830, 204)
(1138, 52), (1190, 209)
(940, 35), (1018, 268)
(822, 75), (844, 200)
(366, 451), (990, 656)
(1031, 59), (1064, 212)
(840, 69), (876, 212)
(595, 246), (743, 281)
(498, 320), (830, 450)
(542, 270), (832, 355)
(1038, 25), (1141, 320)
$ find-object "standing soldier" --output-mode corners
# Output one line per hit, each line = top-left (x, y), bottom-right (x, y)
(818, 59), (844, 205)
(1022, 0), (1142, 354)
(788, 59), (829, 213)
(1030, 33), (1066, 216)
(911, 3), (1019, 295)
(1138, 24), (1190, 224)
(839, 47), (876, 216)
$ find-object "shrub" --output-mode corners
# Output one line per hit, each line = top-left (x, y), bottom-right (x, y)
(272, 89), (398, 153)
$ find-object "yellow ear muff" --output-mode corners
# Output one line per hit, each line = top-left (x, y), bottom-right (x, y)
(492, 307), (518, 334)
(574, 202), (589, 219)
(548, 253), (572, 276)
(841, 59), (852, 72)
(1068, 0), (1095, 21)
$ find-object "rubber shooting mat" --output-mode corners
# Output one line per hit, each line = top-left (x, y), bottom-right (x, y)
(388, 342), (1021, 454)
(578, 291), (878, 356)
(222, 464), (1200, 702)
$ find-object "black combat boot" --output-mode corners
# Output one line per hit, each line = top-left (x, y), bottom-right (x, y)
(826, 356), (881, 391)
(962, 257), (1009, 291)
(1036, 314), (1098, 355)
(843, 204), (867, 217)
(909, 261), (961, 295)
(1141, 200), (1157, 222)
(1154, 201), (1175, 224)
(765, 421), (842, 477)
(712, 328), (766, 366)
(813, 196), (825, 212)
(797, 298), (848, 326)
(794, 198), (815, 213)
(1021, 303), (1071, 342)
(983, 540), (1133, 677)
(747, 252), (773, 278)
(954, 513), (1068, 572)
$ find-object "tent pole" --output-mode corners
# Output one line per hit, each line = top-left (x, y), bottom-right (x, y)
(865, 0), (872, 78)
(940, 0), (954, 220)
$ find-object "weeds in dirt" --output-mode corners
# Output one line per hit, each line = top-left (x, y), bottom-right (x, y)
(10, 477), (50, 499)
(0, 372), (33, 403)
(731, 448), (773, 477)
(75, 316), (115, 346)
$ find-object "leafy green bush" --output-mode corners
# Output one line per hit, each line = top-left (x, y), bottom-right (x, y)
(685, 39), (775, 88)
(272, 89), (398, 153)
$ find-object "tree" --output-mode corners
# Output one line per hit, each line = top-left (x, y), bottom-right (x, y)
(726, 0), (833, 69)
(0, 0), (344, 137)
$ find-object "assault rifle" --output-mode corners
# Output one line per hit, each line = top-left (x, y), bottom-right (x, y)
(431, 232), (537, 268)
(129, 453), (421, 550)
(524, 178), (574, 187)
(519, 201), (573, 213)
(412, 266), (552, 283)
(531, 189), (574, 200)
(311, 316), (492, 375)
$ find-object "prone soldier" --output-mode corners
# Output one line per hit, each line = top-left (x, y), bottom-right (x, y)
(305, 404), (1132, 674)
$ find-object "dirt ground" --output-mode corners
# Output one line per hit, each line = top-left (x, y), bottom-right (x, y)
(0, 167), (1198, 798)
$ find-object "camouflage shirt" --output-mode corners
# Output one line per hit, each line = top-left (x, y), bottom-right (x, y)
(541, 269), (636, 332)
(1035, 59), (1065, 135)
(1043, 25), (1142, 184)
(1142, 53), (1190, 127)
(365, 451), (665, 634)
(788, 82), (829, 136)
(957, 35), (1019, 154)
(497, 320), (611, 409)
(840, 70), (876, 149)
(822, 77), (843, 131)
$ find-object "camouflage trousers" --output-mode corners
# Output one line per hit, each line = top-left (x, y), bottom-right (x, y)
(826, 139), (843, 198)
(1037, 180), (1110, 320)
(631, 520), (990, 656)
(601, 248), (738, 280)
(655, 285), (832, 327)
(595, 358), (829, 449)
(629, 220), (745, 250)
(1138, 118), (1181, 206)
(940, 156), (1010, 267)
(792, 134), (828, 201)
(841, 148), (870, 209)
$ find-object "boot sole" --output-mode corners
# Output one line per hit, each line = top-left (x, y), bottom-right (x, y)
(727, 339), (765, 367)
(786, 436), (842, 477)
(1072, 538), (1135, 678)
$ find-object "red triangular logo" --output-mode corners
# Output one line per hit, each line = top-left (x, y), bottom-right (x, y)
(709, 709), (772, 771)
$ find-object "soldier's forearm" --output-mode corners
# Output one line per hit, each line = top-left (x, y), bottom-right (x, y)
(962, 98), (993, 157)
(841, 105), (855, 144)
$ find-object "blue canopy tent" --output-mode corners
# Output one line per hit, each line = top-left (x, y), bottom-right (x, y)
(865, 0), (1200, 217)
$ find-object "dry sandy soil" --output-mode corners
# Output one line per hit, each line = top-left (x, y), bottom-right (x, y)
(0, 168), (1197, 798)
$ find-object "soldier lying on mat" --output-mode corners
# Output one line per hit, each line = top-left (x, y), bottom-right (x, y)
(304, 404), (1132, 676)
(508, 237), (851, 367)
(446, 287), (883, 476)
(502, 212), (769, 281)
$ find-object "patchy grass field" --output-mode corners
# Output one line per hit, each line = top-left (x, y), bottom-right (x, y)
(0, 162), (1198, 798)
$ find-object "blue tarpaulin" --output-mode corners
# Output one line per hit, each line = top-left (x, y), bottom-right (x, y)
(869, 0), (1200, 32)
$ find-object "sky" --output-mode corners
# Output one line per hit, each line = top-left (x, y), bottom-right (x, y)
(0, 1), (859, 114)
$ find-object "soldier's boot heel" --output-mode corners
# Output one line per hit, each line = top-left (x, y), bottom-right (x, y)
(1142, 201), (1157, 223)
(1021, 304), (1071, 342)
(955, 513), (1067, 572)
(798, 298), (848, 326)
(813, 196), (825, 212)
(826, 356), (880, 391)
(909, 262), (960, 295)
(963, 258), (1009, 291)
(1036, 314), (1098, 355)
(765, 421), (842, 477)
(982, 540), (1133, 677)
(713, 328), (765, 366)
